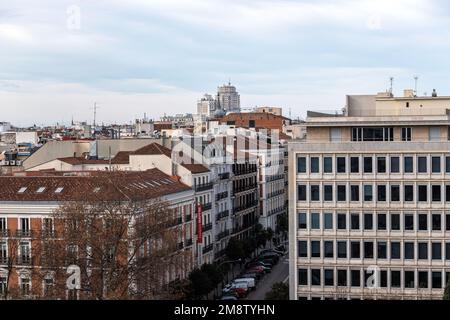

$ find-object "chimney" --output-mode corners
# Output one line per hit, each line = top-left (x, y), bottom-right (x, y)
(403, 89), (415, 98)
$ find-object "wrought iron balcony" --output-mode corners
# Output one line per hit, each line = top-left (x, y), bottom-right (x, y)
(216, 209), (230, 221)
(0, 256), (9, 265)
(218, 172), (230, 180)
(202, 222), (213, 232)
(202, 202), (212, 211)
(194, 182), (213, 192)
(216, 230), (230, 241)
(16, 256), (33, 266)
(177, 241), (184, 250)
(185, 214), (192, 222)
(185, 238), (193, 246)
(202, 243), (213, 254)
(0, 229), (9, 237)
(15, 230), (32, 238)
(216, 191), (229, 201)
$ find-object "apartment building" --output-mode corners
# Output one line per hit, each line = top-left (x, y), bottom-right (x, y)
(0, 169), (195, 299)
(289, 90), (450, 300)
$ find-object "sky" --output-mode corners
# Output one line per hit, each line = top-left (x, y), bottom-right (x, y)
(1, 0), (450, 127)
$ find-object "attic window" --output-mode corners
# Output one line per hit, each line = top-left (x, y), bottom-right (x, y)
(93, 187), (101, 193)
(36, 187), (46, 193)
(55, 187), (64, 193)
(18, 187), (27, 193)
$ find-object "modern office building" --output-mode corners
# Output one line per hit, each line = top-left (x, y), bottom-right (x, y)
(289, 89), (450, 300)
(216, 82), (240, 113)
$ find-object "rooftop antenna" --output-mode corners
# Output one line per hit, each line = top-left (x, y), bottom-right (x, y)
(228, 78), (231, 86)
(92, 102), (100, 127)
(414, 76), (419, 96)
(389, 77), (394, 94)
(289, 108), (292, 119)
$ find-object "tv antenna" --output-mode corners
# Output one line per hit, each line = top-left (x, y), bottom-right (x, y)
(389, 77), (394, 94)
(414, 76), (419, 96)
(92, 102), (100, 127)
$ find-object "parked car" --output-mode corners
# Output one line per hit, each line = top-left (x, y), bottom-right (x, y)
(253, 257), (276, 266)
(258, 252), (280, 263)
(222, 282), (248, 298)
(275, 244), (287, 252)
(247, 263), (271, 273)
(260, 248), (284, 256)
(220, 295), (238, 301)
(246, 266), (265, 276)
(233, 278), (256, 291)
(240, 272), (261, 281)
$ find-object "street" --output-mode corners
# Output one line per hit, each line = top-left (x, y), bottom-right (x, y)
(245, 254), (289, 300)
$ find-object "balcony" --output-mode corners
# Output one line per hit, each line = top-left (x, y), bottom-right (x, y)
(265, 174), (285, 183)
(267, 189), (285, 199)
(0, 229), (9, 237)
(232, 184), (258, 195)
(0, 256), (9, 265)
(218, 172), (230, 180)
(186, 214), (192, 222)
(15, 230), (33, 238)
(233, 200), (258, 214)
(185, 238), (193, 247)
(216, 191), (229, 201)
(216, 230), (230, 241)
(216, 209), (230, 221)
(194, 182), (213, 192)
(202, 202), (212, 211)
(16, 256), (33, 266)
(202, 223), (213, 232)
(233, 165), (257, 176)
(202, 244), (213, 254)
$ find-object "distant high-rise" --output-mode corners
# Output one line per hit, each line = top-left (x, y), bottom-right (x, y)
(216, 82), (240, 113)
(197, 94), (217, 116)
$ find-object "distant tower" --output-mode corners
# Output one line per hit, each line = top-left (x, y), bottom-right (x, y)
(216, 82), (240, 113)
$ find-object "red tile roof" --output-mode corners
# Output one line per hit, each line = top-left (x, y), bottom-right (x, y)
(131, 143), (172, 157)
(0, 169), (191, 202)
(57, 157), (109, 165)
(111, 151), (131, 164)
(181, 163), (210, 174)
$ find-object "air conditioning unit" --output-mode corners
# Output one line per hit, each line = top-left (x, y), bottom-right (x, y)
(9, 160), (15, 166)
(3, 161), (9, 166)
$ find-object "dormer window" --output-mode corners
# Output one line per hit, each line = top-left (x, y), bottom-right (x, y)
(55, 187), (64, 193)
(18, 187), (27, 193)
(36, 187), (46, 193)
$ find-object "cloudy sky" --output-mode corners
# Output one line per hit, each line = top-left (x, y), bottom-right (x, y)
(1, 0), (450, 126)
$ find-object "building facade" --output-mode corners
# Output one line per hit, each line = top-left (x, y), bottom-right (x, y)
(289, 90), (450, 300)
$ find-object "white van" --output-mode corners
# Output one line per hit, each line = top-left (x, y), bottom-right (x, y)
(233, 278), (256, 291)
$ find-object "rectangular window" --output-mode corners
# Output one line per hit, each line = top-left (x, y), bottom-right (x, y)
(311, 241), (321, 258)
(401, 127), (412, 141)
(446, 243), (450, 260)
(298, 212), (307, 229)
(432, 156), (441, 173)
(297, 157), (306, 173)
(364, 241), (373, 259)
(324, 241), (334, 258)
(404, 156), (413, 173)
(298, 241), (307, 257)
(447, 214), (450, 231)
(418, 242), (428, 260)
(404, 271), (415, 288)
(351, 241), (360, 259)
(350, 185), (359, 201)
(432, 185), (441, 202)
(298, 269), (308, 285)
(391, 185), (400, 202)
(330, 128), (342, 142)
(404, 185), (414, 202)
(351, 214), (360, 230)
(429, 127), (441, 142)
(311, 269), (321, 286)
(324, 213), (333, 230)
(432, 213), (442, 231)
(377, 241), (387, 259)
(351, 270), (361, 287)
(310, 157), (319, 173)
(377, 213), (386, 230)
(364, 185), (373, 202)
(311, 213), (320, 230)
(404, 242), (414, 260)
(390, 157), (400, 173)
(377, 185), (386, 202)
(391, 242), (400, 259)
(350, 157), (359, 173)
(432, 271), (442, 289)
(380, 270), (388, 288)
(418, 271), (428, 288)
(337, 157), (346, 173)
(324, 269), (334, 286)
(363, 157), (373, 173)
(337, 214), (347, 230)
(337, 185), (346, 202)
(432, 242), (441, 260)
(364, 213), (373, 230)
(446, 156), (450, 173)
(418, 156), (427, 173)
(298, 185), (307, 201)
(404, 214), (414, 231)
(391, 271), (401, 288)
(337, 270), (347, 286)
(391, 213), (400, 231)
(323, 157), (333, 173)
(310, 185), (320, 201)
(418, 213), (428, 231)
(324, 185), (333, 201)
(377, 157), (386, 173)
(418, 185), (428, 202)
(337, 241), (347, 258)
(446, 186), (450, 202)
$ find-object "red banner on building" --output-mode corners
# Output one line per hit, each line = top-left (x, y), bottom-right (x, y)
(196, 203), (203, 244)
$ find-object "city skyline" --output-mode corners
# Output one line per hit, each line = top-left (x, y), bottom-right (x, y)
(2, 0), (450, 126)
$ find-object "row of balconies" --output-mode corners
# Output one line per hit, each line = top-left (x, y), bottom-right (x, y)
(218, 172), (230, 180)
(216, 191), (229, 201)
(0, 229), (55, 238)
(202, 243), (214, 254)
(265, 174), (285, 182)
(233, 184), (258, 195)
(202, 222), (213, 232)
(194, 182), (213, 192)
(216, 229), (230, 241)
(268, 205), (287, 216)
(267, 189), (285, 199)
(0, 256), (34, 266)
(233, 167), (257, 176)
(233, 200), (258, 214)
(216, 209), (230, 221)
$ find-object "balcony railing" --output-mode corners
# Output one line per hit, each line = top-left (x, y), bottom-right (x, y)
(233, 165), (257, 176)
(233, 184), (258, 195)
(202, 223), (213, 232)
(202, 202), (212, 211)
(216, 230), (230, 241)
(216, 191), (229, 201)
(202, 244), (213, 254)
(185, 238), (193, 247)
(233, 200), (258, 214)
(216, 209), (230, 221)
(194, 182), (213, 192)
(16, 256), (33, 266)
(267, 189), (285, 199)
(218, 172), (230, 180)
(265, 174), (285, 182)
(15, 230), (32, 238)
(0, 229), (9, 237)
(0, 256), (9, 265)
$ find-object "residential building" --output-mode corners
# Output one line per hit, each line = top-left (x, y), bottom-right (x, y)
(218, 112), (291, 131)
(197, 94), (218, 117)
(216, 82), (240, 113)
(289, 89), (450, 300)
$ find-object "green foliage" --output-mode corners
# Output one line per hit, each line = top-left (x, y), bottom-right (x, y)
(200, 263), (223, 288)
(444, 278), (450, 300)
(276, 213), (288, 235)
(188, 268), (212, 299)
(265, 282), (289, 300)
(225, 237), (245, 261)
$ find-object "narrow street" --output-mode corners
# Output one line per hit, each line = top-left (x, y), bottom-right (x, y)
(245, 254), (289, 300)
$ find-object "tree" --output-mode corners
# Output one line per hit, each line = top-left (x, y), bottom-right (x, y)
(444, 278), (450, 300)
(276, 213), (288, 240)
(225, 238), (245, 261)
(35, 173), (191, 300)
(187, 268), (212, 299)
(265, 282), (288, 300)
(242, 238), (257, 258)
(200, 263), (223, 298)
